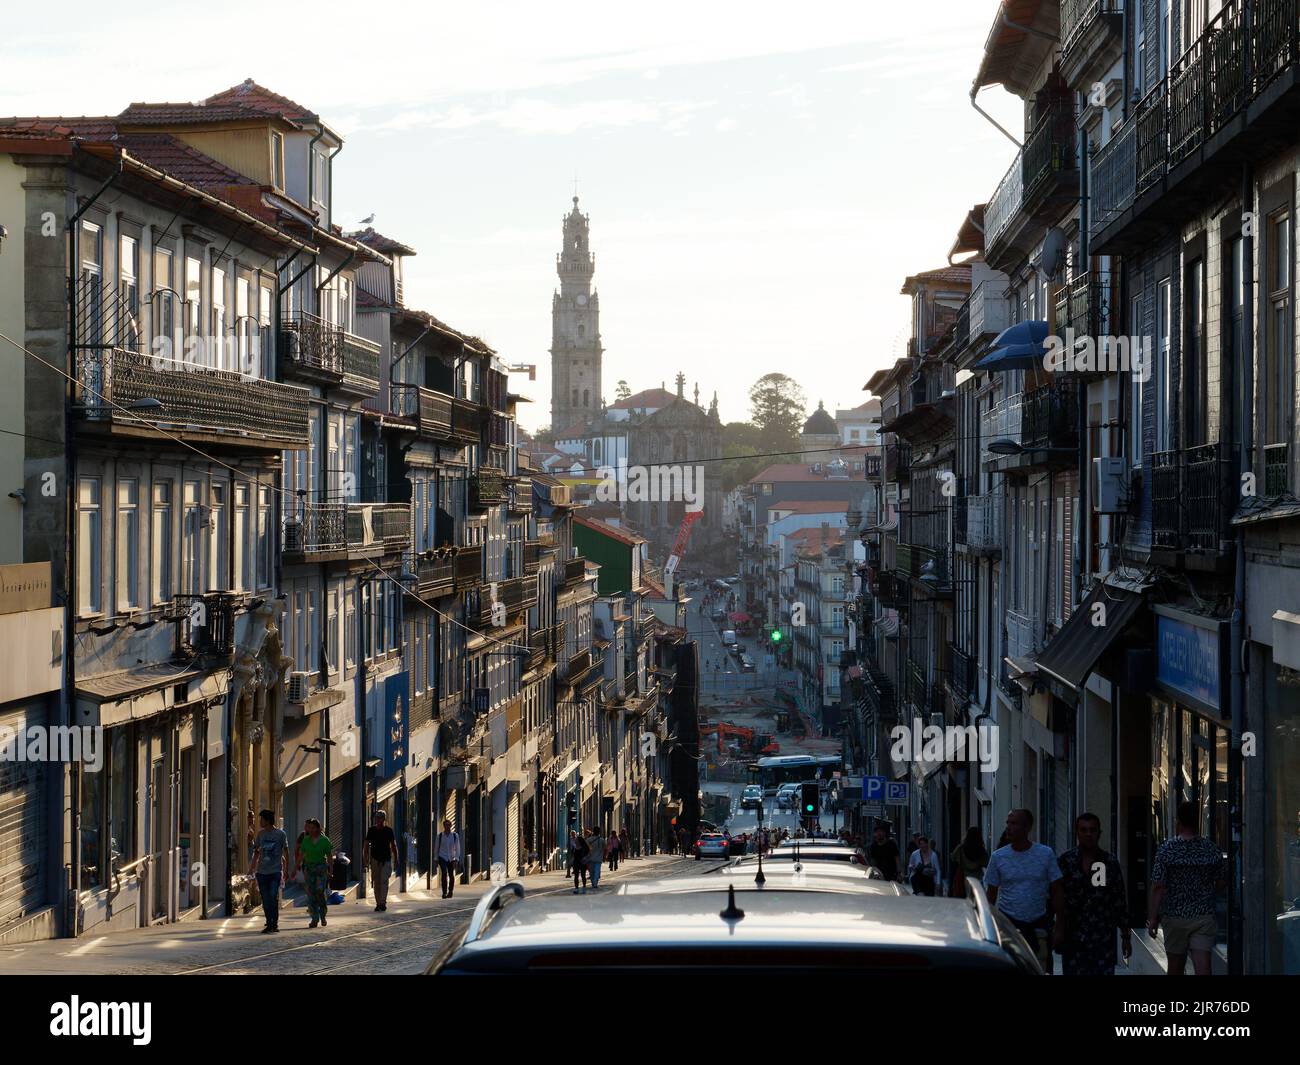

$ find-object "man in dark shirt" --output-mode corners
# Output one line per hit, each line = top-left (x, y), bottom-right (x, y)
(364, 810), (398, 912)
(869, 824), (902, 883)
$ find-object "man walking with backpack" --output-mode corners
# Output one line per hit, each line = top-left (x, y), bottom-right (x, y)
(434, 819), (461, 899)
(568, 829), (590, 893)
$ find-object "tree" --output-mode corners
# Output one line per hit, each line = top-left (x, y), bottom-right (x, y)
(615, 380), (632, 402)
(534, 427), (554, 445)
(748, 373), (806, 455)
(715, 421), (768, 492)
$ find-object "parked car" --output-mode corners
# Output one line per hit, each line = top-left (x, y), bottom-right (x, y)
(425, 878), (1042, 974)
(739, 654), (756, 673)
(694, 833), (730, 860)
(775, 784), (799, 809)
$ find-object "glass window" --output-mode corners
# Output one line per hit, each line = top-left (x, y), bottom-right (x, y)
(78, 477), (102, 615)
(1156, 278), (1173, 452)
(209, 482), (228, 590)
(183, 480), (203, 594)
(153, 246), (176, 362)
(152, 480), (173, 604)
(345, 585), (357, 673)
(234, 482), (251, 592)
(257, 484), (272, 589)
(211, 266), (227, 369)
(116, 478), (140, 611)
(80, 756), (104, 889)
(184, 255), (202, 353)
(119, 235), (140, 349)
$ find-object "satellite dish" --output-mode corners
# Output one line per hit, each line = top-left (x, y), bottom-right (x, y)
(1039, 228), (1068, 280)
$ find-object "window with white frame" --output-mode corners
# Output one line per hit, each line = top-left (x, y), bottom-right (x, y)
(119, 235), (140, 349)
(185, 255), (202, 349)
(211, 265), (226, 369)
(234, 482), (251, 592)
(345, 585), (357, 673)
(1130, 291), (1144, 466)
(78, 476), (102, 615)
(153, 245), (177, 361)
(327, 584), (341, 680)
(209, 481), (228, 590)
(116, 478), (140, 612)
(257, 484), (272, 589)
(152, 479), (173, 604)
(1156, 277), (1173, 452)
(183, 479), (203, 594)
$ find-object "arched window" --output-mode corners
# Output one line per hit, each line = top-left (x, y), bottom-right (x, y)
(577, 324), (585, 338)
(583, 389), (590, 407)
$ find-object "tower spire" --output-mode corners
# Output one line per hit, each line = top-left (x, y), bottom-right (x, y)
(550, 192), (602, 432)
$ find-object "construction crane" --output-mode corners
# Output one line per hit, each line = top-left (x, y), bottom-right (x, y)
(663, 510), (703, 582)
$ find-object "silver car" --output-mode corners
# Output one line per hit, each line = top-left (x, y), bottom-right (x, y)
(425, 877), (1042, 974)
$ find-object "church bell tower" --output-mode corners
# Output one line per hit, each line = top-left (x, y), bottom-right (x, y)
(550, 196), (603, 431)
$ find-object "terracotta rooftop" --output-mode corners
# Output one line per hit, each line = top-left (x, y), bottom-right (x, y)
(768, 500), (850, 516)
(118, 133), (258, 189)
(349, 226), (417, 256)
(204, 80), (316, 122)
(117, 101), (297, 128)
(575, 514), (646, 547)
(749, 463), (856, 484)
(609, 387), (678, 410)
(899, 263), (972, 294)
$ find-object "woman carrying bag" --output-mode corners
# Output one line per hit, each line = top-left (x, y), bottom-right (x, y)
(907, 836), (940, 896)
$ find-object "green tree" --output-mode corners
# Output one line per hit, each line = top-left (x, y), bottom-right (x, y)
(715, 420), (768, 491)
(748, 373), (806, 455)
(615, 380), (632, 402)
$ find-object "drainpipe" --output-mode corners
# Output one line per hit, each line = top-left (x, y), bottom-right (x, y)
(1078, 123), (1091, 604)
(970, 87), (1025, 150)
(64, 155), (123, 938)
(1228, 161), (1253, 976)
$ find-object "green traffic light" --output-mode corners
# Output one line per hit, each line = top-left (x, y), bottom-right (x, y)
(771, 630), (782, 643)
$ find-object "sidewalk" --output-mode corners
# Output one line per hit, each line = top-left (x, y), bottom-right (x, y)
(0, 854), (689, 975)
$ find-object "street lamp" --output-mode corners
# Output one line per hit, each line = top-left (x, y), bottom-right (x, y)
(985, 437), (1074, 457)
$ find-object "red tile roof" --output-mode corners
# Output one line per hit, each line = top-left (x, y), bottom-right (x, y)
(348, 227), (416, 256)
(575, 514), (646, 547)
(118, 133), (258, 189)
(768, 500), (850, 516)
(786, 526), (846, 548)
(749, 463), (852, 484)
(0, 116), (117, 140)
(204, 80), (316, 122)
(118, 101), (292, 127)
(610, 387), (677, 410)
(899, 263), (972, 294)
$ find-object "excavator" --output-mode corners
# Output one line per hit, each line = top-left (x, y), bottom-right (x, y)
(699, 721), (779, 756)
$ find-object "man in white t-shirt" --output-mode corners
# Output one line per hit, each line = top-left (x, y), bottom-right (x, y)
(435, 819), (462, 899)
(984, 808), (1066, 973)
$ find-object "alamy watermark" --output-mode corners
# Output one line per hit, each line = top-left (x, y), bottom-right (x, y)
(0, 724), (103, 771)
(1043, 328), (1152, 381)
(595, 459), (703, 512)
(889, 716), (999, 774)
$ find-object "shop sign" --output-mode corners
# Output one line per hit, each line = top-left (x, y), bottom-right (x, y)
(1154, 608), (1228, 716)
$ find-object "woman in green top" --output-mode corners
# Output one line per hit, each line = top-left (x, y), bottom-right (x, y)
(295, 818), (334, 927)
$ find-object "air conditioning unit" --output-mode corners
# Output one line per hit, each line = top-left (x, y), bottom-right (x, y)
(1092, 456), (1130, 513)
(287, 671), (310, 703)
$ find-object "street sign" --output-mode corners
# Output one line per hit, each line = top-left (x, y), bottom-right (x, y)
(863, 775), (887, 801)
(861, 801), (885, 818)
(885, 781), (910, 805)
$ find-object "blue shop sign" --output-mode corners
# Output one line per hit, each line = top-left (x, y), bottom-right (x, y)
(1154, 610), (1228, 716)
(382, 671), (410, 779)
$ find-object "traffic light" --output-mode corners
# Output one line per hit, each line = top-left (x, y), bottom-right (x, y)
(801, 782), (820, 817)
(770, 629), (782, 644)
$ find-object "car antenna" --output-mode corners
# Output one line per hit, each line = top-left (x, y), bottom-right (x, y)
(720, 883), (745, 920)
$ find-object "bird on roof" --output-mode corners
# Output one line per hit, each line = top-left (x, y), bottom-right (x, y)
(359, 213), (375, 225)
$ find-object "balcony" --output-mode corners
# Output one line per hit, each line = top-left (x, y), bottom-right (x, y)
(508, 477), (533, 515)
(895, 544), (918, 579)
(906, 659), (928, 715)
(282, 501), (410, 561)
(526, 627), (548, 672)
(406, 549), (455, 598)
(1061, 0), (1125, 63)
(564, 646), (593, 683)
(278, 313), (379, 399)
(564, 556), (588, 586)
(966, 279), (1011, 348)
(985, 99), (1079, 268)
(470, 468), (507, 509)
(523, 540), (542, 575)
(1092, 0), (1300, 253)
(475, 574), (539, 627)
(389, 384), (481, 446)
(1007, 608), (1038, 661)
(980, 393), (1023, 463)
(949, 644), (975, 701)
(74, 345), (310, 449)
(1264, 443), (1290, 496)
(958, 491), (1004, 555)
(1054, 271), (1108, 344)
(175, 593), (236, 659)
(1152, 442), (1237, 557)
(1022, 380), (1080, 452)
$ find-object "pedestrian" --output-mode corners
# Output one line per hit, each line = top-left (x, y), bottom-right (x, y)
(568, 829), (590, 893)
(1148, 800), (1225, 976)
(907, 835), (940, 896)
(906, 832), (922, 860)
(363, 810), (398, 912)
(620, 826), (631, 861)
(434, 819), (461, 898)
(587, 827), (606, 888)
(868, 824), (902, 884)
(1057, 812), (1131, 975)
(984, 809), (1066, 973)
(948, 826), (989, 898)
(607, 828), (621, 871)
(247, 809), (289, 934)
(294, 817), (334, 929)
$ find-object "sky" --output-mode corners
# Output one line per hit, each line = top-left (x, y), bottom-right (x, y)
(4, 1), (1022, 432)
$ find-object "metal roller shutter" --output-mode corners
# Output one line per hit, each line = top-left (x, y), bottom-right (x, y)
(506, 792), (520, 877)
(327, 779), (344, 845)
(0, 704), (48, 927)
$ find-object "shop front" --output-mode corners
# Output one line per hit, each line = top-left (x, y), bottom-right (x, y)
(1149, 606), (1233, 963)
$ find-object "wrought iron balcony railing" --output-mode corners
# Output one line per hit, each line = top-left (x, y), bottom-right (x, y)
(564, 556), (588, 586)
(470, 468), (507, 509)
(1061, 0), (1124, 59)
(389, 383), (481, 445)
(176, 592), (236, 658)
(1022, 380), (1080, 452)
(1055, 271), (1107, 342)
(1152, 443), (1237, 554)
(283, 501), (410, 558)
(1264, 442), (1290, 496)
(949, 644), (975, 701)
(74, 345), (310, 447)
